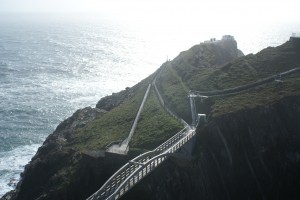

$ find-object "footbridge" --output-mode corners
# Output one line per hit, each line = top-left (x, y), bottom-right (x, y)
(87, 66), (300, 200)
(87, 126), (195, 200)
(87, 65), (199, 200)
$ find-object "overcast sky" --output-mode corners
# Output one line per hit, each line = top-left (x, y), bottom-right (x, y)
(0, 0), (299, 16)
(0, 0), (299, 27)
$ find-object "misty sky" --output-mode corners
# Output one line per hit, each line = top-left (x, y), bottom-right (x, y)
(1, 0), (299, 23)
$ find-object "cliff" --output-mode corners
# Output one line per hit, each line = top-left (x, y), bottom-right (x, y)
(122, 96), (300, 200)
(2, 37), (300, 200)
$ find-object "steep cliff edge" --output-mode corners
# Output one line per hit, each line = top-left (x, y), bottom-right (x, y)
(2, 37), (300, 200)
(122, 95), (300, 200)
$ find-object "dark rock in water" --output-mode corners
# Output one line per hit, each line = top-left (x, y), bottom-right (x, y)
(0, 107), (107, 200)
(8, 179), (18, 187)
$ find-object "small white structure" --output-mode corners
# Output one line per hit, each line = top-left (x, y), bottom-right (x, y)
(222, 35), (235, 41)
(291, 32), (300, 38)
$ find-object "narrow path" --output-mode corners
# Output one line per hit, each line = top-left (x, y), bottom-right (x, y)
(189, 66), (300, 125)
(87, 67), (191, 200)
(88, 65), (300, 200)
(190, 66), (300, 97)
(106, 84), (152, 154)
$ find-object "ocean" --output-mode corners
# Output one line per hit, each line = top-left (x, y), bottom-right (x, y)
(0, 13), (299, 196)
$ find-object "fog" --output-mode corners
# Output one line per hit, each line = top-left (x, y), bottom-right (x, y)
(1, 0), (299, 24)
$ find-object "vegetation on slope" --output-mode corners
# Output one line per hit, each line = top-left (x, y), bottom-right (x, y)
(211, 75), (300, 117)
(156, 40), (299, 119)
(156, 62), (191, 122)
(130, 89), (183, 152)
(3, 37), (300, 200)
(185, 41), (299, 91)
(67, 80), (149, 151)
(68, 38), (300, 153)
(65, 74), (183, 152)
(155, 39), (242, 122)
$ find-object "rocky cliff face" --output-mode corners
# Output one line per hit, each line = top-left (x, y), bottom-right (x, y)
(1, 38), (299, 200)
(1, 107), (115, 200)
(122, 95), (300, 200)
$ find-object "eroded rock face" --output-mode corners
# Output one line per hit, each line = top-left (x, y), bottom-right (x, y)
(1, 39), (298, 200)
(122, 95), (300, 200)
(1, 107), (108, 200)
(96, 87), (136, 111)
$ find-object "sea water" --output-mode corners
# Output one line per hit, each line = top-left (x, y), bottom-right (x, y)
(0, 14), (299, 196)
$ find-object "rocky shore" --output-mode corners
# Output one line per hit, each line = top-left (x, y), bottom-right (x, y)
(2, 36), (299, 200)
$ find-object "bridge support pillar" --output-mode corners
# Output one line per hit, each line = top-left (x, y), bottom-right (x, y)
(189, 96), (197, 127)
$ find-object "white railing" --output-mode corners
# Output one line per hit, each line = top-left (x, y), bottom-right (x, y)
(87, 65), (198, 200)
(104, 127), (196, 200)
(87, 126), (194, 200)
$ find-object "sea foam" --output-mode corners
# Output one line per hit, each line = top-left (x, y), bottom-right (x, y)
(0, 144), (39, 197)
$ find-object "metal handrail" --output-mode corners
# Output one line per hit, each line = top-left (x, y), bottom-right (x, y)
(107, 152), (171, 200)
(87, 126), (189, 199)
(189, 66), (300, 97)
(87, 64), (198, 200)
(87, 126), (195, 200)
(107, 128), (196, 200)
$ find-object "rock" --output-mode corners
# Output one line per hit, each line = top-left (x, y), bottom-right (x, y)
(2, 38), (299, 200)
(96, 87), (136, 111)
(122, 95), (300, 200)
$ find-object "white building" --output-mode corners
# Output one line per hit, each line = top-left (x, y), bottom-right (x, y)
(222, 35), (235, 41)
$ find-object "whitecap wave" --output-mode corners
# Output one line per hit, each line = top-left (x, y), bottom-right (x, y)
(0, 144), (39, 197)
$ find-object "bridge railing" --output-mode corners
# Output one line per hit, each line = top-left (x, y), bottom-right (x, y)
(107, 153), (170, 200)
(87, 64), (195, 200)
(154, 126), (189, 152)
(87, 150), (161, 200)
(106, 128), (196, 200)
(190, 66), (300, 97)
(87, 126), (193, 200)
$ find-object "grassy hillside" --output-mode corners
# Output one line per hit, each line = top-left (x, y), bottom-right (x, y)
(211, 75), (300, 116)
(156, 39), (244, 122)
(130, 89), (183, 152)
(66, 77), (183, 153)
(66, 39), (299, 152)
(67, 80), (149, 151)
(156, 40), (299, 120)
(185, 41), (299, 91)
(156, 62), (191, 122)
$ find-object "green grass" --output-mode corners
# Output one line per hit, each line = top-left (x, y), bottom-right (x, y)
(130, 89), (183, 152)
(68, 82), (149, 152)
(66, 40), (299, 152)
(156, 40), (300, 119)
(156, 62), (191, 122)
(189, 42), (299, 91)
(211, 76), (300, 117)
(65, 77), (183, 153)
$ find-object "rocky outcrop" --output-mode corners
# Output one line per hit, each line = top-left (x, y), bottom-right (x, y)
(122, 95), (300, 200)
(1, 107), (108, 200)
(3, 96), (299, 200)
(96, 87), (134, 111)
(1, 38), (299, 200)
(173, 37), (243, 70)
(96, 79), (153, 112)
